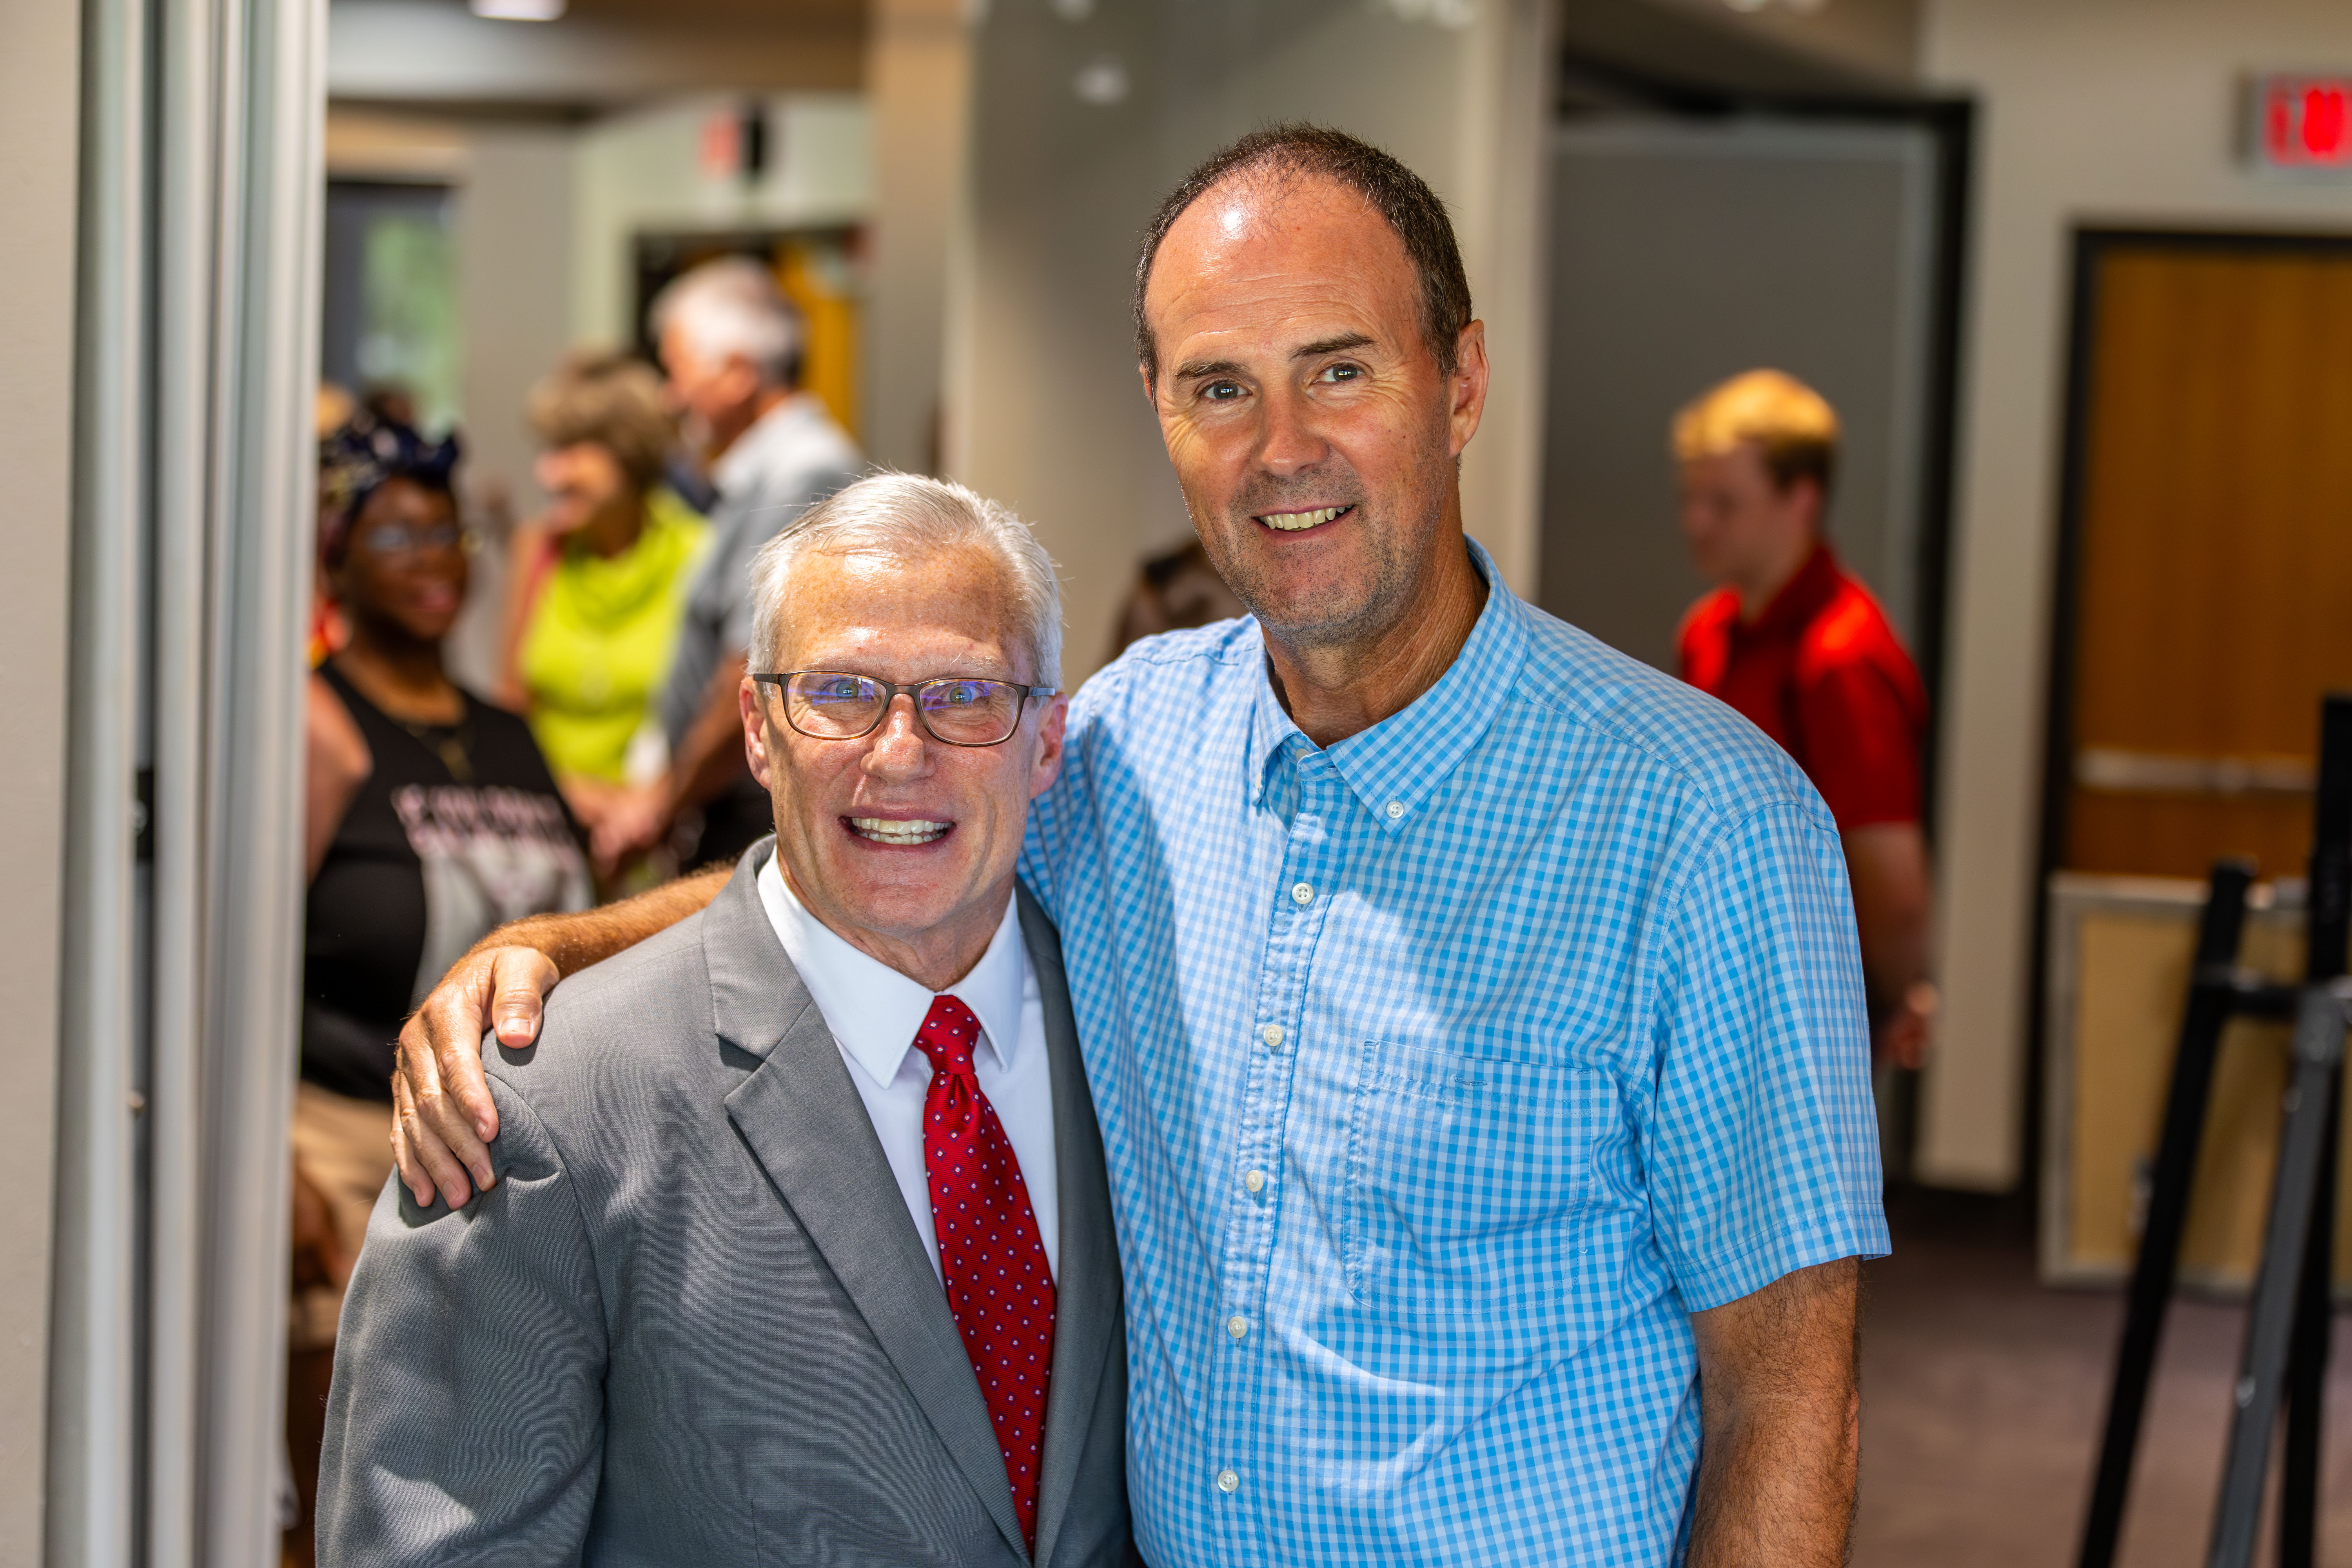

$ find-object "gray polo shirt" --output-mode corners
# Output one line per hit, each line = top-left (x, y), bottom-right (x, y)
(659, 393), (862, 745)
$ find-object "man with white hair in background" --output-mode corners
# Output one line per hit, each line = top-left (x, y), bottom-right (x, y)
(599, 256), (863, 873)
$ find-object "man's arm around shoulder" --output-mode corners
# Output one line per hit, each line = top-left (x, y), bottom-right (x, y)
(394, 863), (728, 1208)
(320, 1074), (608, 1565)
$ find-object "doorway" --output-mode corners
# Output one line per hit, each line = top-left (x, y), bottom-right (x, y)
(1538, 114), (1964, 677)
(2045, 231), (2352, 885)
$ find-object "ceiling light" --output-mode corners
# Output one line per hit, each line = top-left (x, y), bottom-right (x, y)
(470, 0), (566, 20)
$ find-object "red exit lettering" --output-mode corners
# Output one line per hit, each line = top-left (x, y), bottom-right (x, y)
(2256, 75), (2352, 170)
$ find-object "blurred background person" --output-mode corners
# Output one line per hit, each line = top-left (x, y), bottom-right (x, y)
(588, 256), (862, 874)
(1674, 368), (1934, 1069)
(497, 351), (711, 880)
(291, 412), (592, 1562)
(1106, 536), (1246, 661)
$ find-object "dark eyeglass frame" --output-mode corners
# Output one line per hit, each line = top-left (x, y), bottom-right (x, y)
(751, 670), (1059, 748)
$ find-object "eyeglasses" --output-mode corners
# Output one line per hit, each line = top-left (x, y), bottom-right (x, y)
(356, 520), (471, 559)
(752, 670), (1058, 748)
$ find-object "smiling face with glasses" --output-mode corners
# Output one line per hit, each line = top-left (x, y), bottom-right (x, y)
(740, 543), (1067, 989)
(332, 476), (469, 648)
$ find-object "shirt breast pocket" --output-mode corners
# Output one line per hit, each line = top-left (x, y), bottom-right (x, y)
(1343, 1039), (1621, 1342)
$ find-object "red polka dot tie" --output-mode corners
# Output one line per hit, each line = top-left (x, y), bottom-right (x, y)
(912, 994), (1056, 1550)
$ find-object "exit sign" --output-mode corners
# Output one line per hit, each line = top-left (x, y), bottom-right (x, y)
(2253, 74), (2352, 173)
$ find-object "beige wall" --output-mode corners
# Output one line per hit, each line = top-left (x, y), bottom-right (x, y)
(452, 122), (581, 691)
(0, 0), (77, 1554)
(568, 93), (872, 350)
(865, 0), (971, 475)
(1916, 0), (2352, 1187)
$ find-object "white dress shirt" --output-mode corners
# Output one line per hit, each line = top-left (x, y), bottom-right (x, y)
(757, 855), (1060, 1281)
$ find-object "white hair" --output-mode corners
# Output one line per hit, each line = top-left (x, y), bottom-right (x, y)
(650, 256), (804, 388)
(747, 473), (1065, 690)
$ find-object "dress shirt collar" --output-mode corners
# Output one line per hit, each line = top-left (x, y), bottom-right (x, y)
(712, 392), (830, 498)
(1245, 537), (1530, 836)
(755, 851), (1029, 1091)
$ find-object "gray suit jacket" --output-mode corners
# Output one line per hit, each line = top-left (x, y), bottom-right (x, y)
(317, 847), (1132, 1567)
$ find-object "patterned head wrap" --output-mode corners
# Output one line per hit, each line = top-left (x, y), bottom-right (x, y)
(318, 406), (462, 566)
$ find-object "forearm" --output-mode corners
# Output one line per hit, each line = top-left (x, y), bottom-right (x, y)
(1843, 823), (1931, 1027)
(472, 863), (727, 978)
(664, 655), (753, 817)
(1687, 1372), (1859, 1564)
(1687, 1258), (1861, 1567)
(1857, 913), (1929, 1029)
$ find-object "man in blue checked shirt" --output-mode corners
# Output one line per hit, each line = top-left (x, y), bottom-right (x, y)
(393, 124), (1888, 1565)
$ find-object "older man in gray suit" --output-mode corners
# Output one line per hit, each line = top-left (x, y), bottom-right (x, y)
(317, 474), (1131, 1567)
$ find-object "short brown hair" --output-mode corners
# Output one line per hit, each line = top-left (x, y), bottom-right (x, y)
(527, 351), (673, 492)
(1132, 124), (1474, 383)
(1672, 369), (1840, 497)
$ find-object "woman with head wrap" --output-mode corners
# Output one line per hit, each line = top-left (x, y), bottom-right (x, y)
(285, 405), (592, 1564)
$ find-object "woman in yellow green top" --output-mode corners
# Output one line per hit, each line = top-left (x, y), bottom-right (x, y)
(497, 351), (711, 875)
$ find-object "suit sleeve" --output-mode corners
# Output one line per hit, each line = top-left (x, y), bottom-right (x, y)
(316, 1077), (607, 1566)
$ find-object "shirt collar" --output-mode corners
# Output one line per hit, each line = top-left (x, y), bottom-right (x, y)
(1245, 537), (1529, 836)
(1738, 542), (1844, 642)
(711, 392), (826, 497)
(755, 850), (1029, 1091)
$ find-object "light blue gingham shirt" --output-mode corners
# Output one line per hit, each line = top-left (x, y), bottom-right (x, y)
(1020, 542), (1888, 1566)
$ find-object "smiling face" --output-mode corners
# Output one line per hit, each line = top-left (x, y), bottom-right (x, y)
(333, 477), (466, 645)
(1140, 172), (1487, 651)
(1677, 439), (1822, 601)
(534, 440), (633, 538)
(741, 544), (1067, 985)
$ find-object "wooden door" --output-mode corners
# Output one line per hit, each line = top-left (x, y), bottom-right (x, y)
(2056, 234), (2352, 880)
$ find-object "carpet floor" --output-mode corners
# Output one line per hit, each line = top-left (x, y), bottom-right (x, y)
(1855, 1188), (2352, 1567)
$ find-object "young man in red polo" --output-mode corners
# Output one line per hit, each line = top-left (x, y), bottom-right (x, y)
(1675, 369), (1934, 1069)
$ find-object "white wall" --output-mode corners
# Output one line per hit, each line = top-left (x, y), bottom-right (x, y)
(1917, 0), (2352, 1187)
(866, 0), (971, 475)
(947, 0), (1557, 684)
(0, 0), (76, 1553)
(451, 123), (581, 690)
(570, 93), (873, 348)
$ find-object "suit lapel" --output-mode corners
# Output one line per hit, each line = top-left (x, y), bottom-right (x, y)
(1018, 884), (1123, 1568)
(705, 849), (1029, 1563)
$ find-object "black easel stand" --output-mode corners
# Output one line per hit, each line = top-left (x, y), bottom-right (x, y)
(2077, 694), (2352, 1568)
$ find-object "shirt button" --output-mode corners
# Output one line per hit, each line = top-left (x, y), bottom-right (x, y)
(1216, 1468), (1240, 1494)
(1385, 800), (1404, 820)
(1259, 1024), (1285, 1049)
(1291, 882), (1314, 906)
(1243, 1169), (1267, 1194)
(1227, 1315), (1250, 1339)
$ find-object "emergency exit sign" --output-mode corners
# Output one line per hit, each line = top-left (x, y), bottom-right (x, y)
(2253, 74), (2352, 173)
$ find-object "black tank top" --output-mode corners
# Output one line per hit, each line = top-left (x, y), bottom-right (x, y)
(303, 662), (590, 1102)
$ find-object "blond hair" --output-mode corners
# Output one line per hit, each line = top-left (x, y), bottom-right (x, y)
(527, 351), (674, 492)
(1672, 369), (1840, 496)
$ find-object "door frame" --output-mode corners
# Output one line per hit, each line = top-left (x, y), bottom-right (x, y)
(1551, 49), (1975, 832)
(2030, 226), (2352, 1196)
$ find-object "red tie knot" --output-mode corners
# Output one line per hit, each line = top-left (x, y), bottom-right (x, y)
(913, 993), (984, 1080)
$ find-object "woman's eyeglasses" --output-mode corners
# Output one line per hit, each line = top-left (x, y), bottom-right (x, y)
(356, 521), (472, 559)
